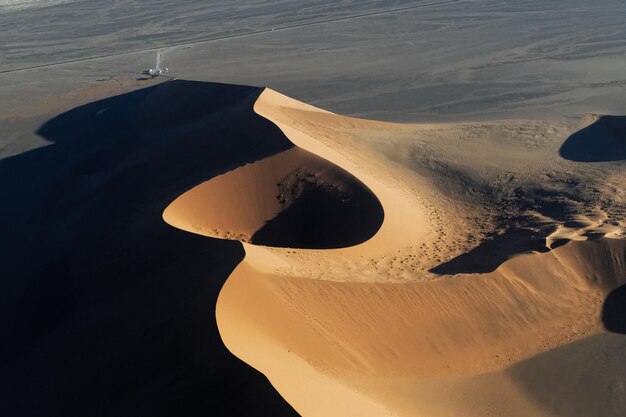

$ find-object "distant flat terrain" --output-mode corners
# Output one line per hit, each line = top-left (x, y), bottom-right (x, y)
(2, 0), (626, 124)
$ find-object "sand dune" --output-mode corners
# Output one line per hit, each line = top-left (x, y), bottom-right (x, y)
(1, 77), (624, 416)
(163, 146), (383, 249)
(162, 86), (626, 416)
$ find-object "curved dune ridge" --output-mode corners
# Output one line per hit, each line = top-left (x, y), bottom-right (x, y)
(164, 87), (626, 417)
(163, 146), (383, 249)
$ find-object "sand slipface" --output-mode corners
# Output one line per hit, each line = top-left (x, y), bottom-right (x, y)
(163, 146), (384, 249)
(163, 86), (626, 417)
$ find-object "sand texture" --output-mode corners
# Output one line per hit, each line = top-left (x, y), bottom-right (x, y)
(3, 1), (626, 415)
(159, 85), (626, 416)
(1, 79), (624, 417)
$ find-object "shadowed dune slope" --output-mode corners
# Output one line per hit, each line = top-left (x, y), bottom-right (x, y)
(429, 228), (549, 274)
(560, 115), (626, 162)
(0, 80), (299, 417)
(603, 284), (626, 334)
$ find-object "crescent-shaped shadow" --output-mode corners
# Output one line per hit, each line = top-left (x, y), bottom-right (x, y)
(603, 284), (626, 334)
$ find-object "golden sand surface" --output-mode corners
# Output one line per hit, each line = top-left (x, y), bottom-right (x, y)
(164, 88), (626, 417)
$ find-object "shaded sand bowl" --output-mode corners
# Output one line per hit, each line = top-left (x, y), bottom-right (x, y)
(164, 146), (383, 249)
(164, 88), (626, 417)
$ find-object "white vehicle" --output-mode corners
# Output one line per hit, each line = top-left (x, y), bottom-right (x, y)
(143, 49), (169, 78)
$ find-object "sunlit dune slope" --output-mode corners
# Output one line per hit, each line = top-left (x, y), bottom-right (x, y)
(164, 86), (626, 417)
(218, 239), (625, 417)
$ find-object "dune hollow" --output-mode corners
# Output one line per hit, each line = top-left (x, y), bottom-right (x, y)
(163, 146), (384, 249)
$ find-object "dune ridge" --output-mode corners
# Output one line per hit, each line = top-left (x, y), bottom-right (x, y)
(163, 145), (384, 249)
(164, 87), (626, 417)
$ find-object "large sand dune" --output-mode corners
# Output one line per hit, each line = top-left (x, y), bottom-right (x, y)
(164, 86), (626, 416)
(2, 79), (624, 417)
(3, 2), (626, 416)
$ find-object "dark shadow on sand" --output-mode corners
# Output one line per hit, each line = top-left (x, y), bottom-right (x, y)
(430, 228), (549, 274)
(559, 115), (626, 162)
(603, 284), (626, 334)
(0, 81), (299, 417)
(251, 169), (384, 249)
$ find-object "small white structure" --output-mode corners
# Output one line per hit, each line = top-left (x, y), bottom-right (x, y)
(143, 49), (169, 78)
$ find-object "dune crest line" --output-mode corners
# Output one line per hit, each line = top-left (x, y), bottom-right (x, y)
(163, 87), (626, 417)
